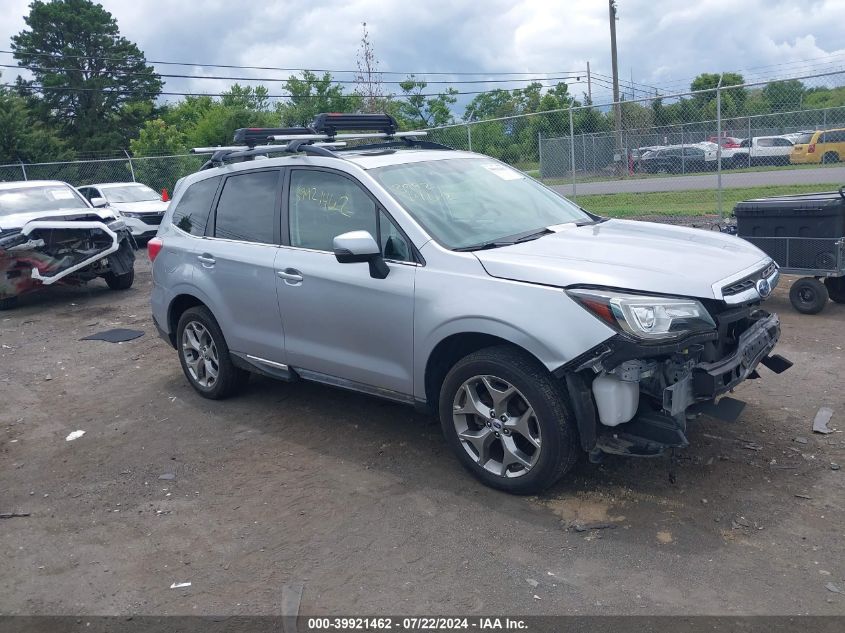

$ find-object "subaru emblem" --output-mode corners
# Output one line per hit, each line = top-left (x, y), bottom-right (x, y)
(756, 278), (771, 298)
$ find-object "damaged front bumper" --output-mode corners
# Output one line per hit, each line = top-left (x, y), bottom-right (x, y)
(0, 218), (134, 301)
(558, 310), (791, 458)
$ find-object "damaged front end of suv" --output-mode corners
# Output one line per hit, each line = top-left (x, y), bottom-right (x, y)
(558, 262), (790, 461)
(0, 181), (136, 309)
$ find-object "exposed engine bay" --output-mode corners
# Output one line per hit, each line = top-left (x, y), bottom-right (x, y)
(0, 213), (135, 302)
(561, 304), (792, 460)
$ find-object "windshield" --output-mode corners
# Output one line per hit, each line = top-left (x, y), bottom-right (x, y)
(101, 184), (161, 203)
(0, 184), (89, 217)
(370, 158), (592, 249)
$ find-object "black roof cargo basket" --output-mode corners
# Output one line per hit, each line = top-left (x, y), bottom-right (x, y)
(311, 113), (397, 136)
(190, 112), (449, 170)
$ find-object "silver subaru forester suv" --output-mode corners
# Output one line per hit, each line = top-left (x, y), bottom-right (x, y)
(150, 114), (789, 494)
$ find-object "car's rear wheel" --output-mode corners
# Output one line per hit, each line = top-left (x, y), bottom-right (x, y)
(177, 306), (248, 399)
(824, 276), (845, 304)
(789, 277), (828, 314)
(439, 345), (579, 494)
(822, 151), (839, 164)
(104, 267), (134, 290)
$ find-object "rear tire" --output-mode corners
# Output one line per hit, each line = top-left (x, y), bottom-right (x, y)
(438, 345), (579, 494)
(789, 277), (828, 314)
(824, 277), (845, 304)
(104, 267), (134, 290)
(822, 152), (839, 164)
(176, 306), (249, 399)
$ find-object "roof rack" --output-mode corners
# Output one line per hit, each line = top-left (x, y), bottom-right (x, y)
(189, 112), (444, 170)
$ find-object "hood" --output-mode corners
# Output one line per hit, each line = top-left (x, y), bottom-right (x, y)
(0, 207), (117, 232)
(474, 219), (770, 300)
(109, 200), (168, 213)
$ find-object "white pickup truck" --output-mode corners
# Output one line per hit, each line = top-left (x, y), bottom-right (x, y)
(713, 135), (795, 168)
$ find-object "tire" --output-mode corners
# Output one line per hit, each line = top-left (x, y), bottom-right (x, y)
(789, 277), (829, 314)
(0, 296), (18, 311)
(824, 277), (845, 304)
(438, 345), (579, 495)
(176, 306), (249, 399)
(822, 152), (839, 164)
(104, 267), (134, 290)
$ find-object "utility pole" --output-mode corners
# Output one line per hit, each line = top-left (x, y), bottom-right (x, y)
(586, 61), (592, 104)
(609, 0), (623, 176)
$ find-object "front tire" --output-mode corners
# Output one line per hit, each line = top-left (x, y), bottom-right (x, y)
(438, 345), (579, 494)
(176, 306), (249, 399)
(104, 267), (134, 290)
(824, 277), (845, 304)
(789, 277), (828, 314)
(0, 296), (18, 311)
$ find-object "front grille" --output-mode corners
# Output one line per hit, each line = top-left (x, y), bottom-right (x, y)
(722, 262), (777, 297)
(128, 212), (163, 225)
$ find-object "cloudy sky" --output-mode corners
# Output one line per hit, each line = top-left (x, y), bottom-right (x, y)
(1, 0), (844, 111)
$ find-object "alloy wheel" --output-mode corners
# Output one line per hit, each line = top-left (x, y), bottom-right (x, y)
(181, 321), (220, 388)
(452, 375), (542, 478)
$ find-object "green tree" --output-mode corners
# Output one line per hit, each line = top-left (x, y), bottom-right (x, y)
(0, 80), (67, 164)
(396, 76), (457, 128)
(276, 71), (362, 127)
(690, 72), (746, 115)
(11, 0), (162, 151)
(129, 118), (187, 157)
(762, 79), (805, 112)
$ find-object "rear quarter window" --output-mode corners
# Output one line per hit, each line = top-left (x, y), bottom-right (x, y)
(170, 176), (221, 236)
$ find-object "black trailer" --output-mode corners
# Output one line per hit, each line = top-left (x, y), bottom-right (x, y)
(734, 188), (845, 314)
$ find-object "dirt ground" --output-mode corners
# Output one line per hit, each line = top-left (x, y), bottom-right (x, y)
(1, 255), (843, 617)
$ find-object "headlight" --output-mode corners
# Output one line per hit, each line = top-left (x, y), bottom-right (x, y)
(567, 288), (716, 341)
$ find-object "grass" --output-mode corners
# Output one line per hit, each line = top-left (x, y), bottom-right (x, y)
(537, 160), (843, 187)
(574, 183), (843, 218)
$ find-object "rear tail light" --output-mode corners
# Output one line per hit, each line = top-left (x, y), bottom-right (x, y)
(808, 143), (816, 153)
(148, 237), (163, 262)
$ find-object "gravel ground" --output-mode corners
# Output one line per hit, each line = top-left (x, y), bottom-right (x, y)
(1, 255), (844, 616)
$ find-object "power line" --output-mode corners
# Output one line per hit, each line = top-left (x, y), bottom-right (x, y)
(3, 80), (588, 100)
(0, 49), (582, 78)
(0, 62), (584, 86)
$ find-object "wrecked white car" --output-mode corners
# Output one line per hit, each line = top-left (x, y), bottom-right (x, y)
(0, 180), (136, 310)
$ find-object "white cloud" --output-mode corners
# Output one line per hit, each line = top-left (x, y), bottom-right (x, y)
(1, 0), (843, 110)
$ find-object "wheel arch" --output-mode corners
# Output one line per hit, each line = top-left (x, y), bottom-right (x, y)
(167, 293), (209, 347)
(422, 331), (548, 413)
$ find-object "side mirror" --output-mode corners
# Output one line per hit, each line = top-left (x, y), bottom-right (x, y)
(333, 230), (389, 279)
(90, 197), (108, 208)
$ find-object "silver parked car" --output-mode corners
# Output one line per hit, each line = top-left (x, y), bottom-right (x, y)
(149, 114), (789, 494)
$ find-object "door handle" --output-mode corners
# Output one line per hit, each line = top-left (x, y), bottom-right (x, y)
(197, 254), (215, 267)
(277, 268), (303, 284)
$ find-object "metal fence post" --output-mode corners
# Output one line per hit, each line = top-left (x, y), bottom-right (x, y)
(537, 132), (542, 178)
(716, 79), (724, 217)
(680, 125), (685, 174)
(568, 106), (577, 201)
(466, 125), (472, 152)
(19, 160), (27, 181)
(747, 116), (752, 168)
(123, 149), (136, 182)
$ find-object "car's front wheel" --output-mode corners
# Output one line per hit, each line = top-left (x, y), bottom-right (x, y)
(104, 267), (134, 290)
(439, 345), (579, 494)
(176, 306), (249, 399)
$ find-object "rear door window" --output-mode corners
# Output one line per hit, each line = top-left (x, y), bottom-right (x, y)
(213, 170), (280, 244)
(171, 176), (221, 236)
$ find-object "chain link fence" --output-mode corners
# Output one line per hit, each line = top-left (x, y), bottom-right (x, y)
(2, 69), (843, 227)
(426, 69), (845, 226)
(0, 153), (204, 196)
